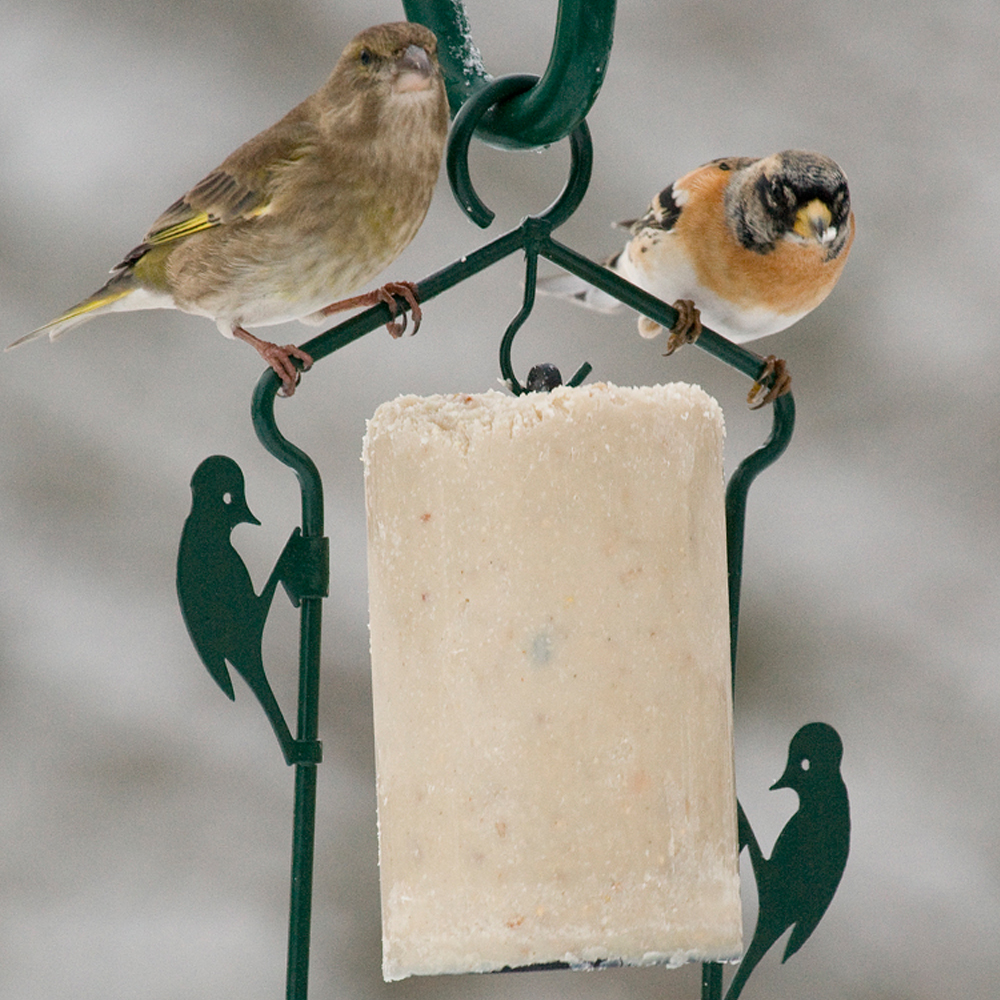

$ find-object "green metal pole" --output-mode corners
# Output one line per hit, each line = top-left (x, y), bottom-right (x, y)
(286, 597), (322, 1000)
(251, 378), (327, 1000)
(702, 960), (723, 1000)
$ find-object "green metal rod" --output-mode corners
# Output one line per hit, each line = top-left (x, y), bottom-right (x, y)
(288, 225), (528, 368)
(725, 392), (796, 686)
(280, 219), (787, 422)
(539, 236), (779, 385)
(403, 0), (617, 149)
(251, 379), (326, 1000)
(285, 596), (323, 1000)
(702, 960), (723, 1000)
(252, 379), (324, 531)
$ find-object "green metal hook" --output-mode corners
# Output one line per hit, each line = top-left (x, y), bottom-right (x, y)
(403, 0), (617, 149)
(446, 74), (596, 388)
(447, 74), (537, 227)
(447, 72), (594, 228)
(448, 74), (529, 227)
(498, 225), (593, 395)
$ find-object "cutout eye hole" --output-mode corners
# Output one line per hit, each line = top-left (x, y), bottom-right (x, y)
(800, 757), (811, 771)
(359, 47), (373, 67)
(223, 492), (233, 505)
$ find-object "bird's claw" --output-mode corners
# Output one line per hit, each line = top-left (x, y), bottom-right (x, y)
(316, 282), (422, 338)
(266, 344), (314, 397)
(747, 355), (791, 409)
(232, 327), (313, 397)
(376, 281), (422, 338)
(662, 299), (702, 356)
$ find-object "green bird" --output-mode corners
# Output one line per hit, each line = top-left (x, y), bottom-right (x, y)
(727, 723), (850, 1000)
(177, 455), (295, 760)
(8, 21), (450, 395)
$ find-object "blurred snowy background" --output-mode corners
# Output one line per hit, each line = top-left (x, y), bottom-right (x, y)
(1, 1), (997, 998)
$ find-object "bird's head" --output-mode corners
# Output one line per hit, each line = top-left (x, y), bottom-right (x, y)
(189, 455), (260, 529)
(318, 21), (449, 161)
(771, 721), (845, 793)
(331, 22), (445, 101)
(726, 150), (853, 260)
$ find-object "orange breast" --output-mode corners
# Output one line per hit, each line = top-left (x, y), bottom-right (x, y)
(675, 165), (854, 316)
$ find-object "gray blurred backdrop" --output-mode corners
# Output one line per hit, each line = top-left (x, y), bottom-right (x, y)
(1, 1), (997, 998)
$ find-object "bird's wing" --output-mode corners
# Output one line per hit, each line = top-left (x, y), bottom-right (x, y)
(144, 170), (273, 244)
(618, 181), (683, 235)
(114, 116), (319, 270)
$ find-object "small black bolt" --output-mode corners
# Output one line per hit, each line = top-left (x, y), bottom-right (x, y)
(525, 364), (564, 392)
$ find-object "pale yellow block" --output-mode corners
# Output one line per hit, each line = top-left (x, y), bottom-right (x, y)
(363, 382), (741, 981)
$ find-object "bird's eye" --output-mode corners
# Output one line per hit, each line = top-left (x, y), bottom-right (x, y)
(800, 757), (811, 771)
(359, 48), (373, 67)
(223, 492), (233, 505)
(718, 161), (731, 171)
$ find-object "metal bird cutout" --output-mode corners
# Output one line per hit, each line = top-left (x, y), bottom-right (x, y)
(726, 722), (851, 1000)
(177, 455), (301, 763)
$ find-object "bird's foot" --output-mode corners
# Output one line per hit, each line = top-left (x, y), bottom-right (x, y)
(377, 281), (422, 337)
(233, 327), (313, 397)
(746, 355), (791, 409)
(662, 299), (702, 356)
(317, 281), (422, 338)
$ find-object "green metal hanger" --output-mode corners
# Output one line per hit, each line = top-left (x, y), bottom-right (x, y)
(173, 4), (849, 999)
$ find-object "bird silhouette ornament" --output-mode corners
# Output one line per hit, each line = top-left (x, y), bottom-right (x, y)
(725, 722), (850, 1000)
(177, 455), (322, 765)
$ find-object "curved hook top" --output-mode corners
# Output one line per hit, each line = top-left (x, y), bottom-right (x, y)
(724, 390), (795, 682)
(251, 373), (325, 536)
(403, 0), (617, 150)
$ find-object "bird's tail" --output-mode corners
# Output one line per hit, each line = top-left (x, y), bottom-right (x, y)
(6, 271), (141, 350)
(536, 269), (623, 314)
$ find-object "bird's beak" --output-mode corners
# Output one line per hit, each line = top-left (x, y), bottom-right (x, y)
(234, 498), (261, 526)
(393, 44), (434, 93)
(793, 198), (836, 245)
(770, 767), (795, 791)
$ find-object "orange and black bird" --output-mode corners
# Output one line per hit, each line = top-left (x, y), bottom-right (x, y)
(538, 150), (854, 405)
(726, 722), (850, 1000)
(177, 455), (294, 759)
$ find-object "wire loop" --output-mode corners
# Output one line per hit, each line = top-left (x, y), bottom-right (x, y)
(447, 74), (593, 228)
